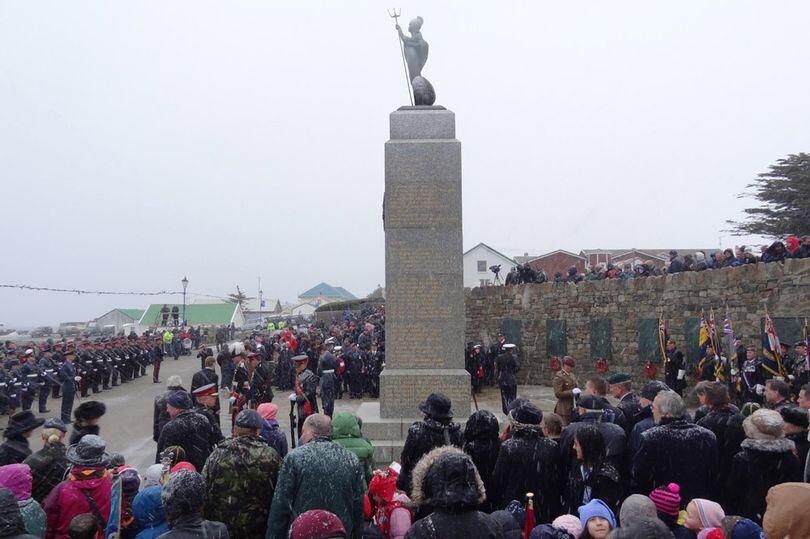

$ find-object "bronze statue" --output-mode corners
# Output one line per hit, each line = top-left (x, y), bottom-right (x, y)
(392, 14), (436, 106)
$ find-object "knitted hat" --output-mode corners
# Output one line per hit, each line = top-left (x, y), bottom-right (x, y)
(290, 510), (346, 539)
(619, 494), (657, 526)
(649, 483), (681, 517)
(743, 409), (785, 440)
(691, 499), (725, 529)
(721, 516), (763, 539)
(552, 514), (583, 537)
(578, 499), (616, 529)
(170, 462), (196, 474)
(257, 402), (279, 421)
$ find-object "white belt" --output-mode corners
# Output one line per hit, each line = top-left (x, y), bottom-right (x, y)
(322, 370), (335, 374)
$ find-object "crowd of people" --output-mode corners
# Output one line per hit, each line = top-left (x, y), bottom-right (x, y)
(3, 300), (810, 538)
(503, 236), (810, 285)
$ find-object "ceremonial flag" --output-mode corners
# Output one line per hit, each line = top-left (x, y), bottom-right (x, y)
(658, 315), (668, 368)
(698, 310), (710, 373)
(709, 308), (721, 357)
(724, 309), (739, 391)
(106, 474), (122, 538)
(762, 311), (786, 378)
(804, 318), (809, 373)
(524, 493), (536, 537)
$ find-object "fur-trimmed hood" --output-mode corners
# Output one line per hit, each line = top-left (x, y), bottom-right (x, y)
(410, 445), (485, 510)
(741, 437), (795, 453)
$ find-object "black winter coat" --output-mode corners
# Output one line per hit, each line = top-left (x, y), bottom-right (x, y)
(156, 410), (220, 473)
(0, 436), (31, 466)
(558, 412), (627, 469)
(404, 511), (503, 539)
(397, 419), (463, 496)
(563, 459), (622, 514)
(786, 431), (810, 467)
(0, 488), (38, 539)
(153, 386), (184, 442)
(632, 417), (718, 501)
(463, 411), (501, 512)
(726, 437), (803, 524)
(490, 428), (561, 522)
(616, 393), (640, 433)
(696, 406), (745, 500)
(69, 424), (99, 445)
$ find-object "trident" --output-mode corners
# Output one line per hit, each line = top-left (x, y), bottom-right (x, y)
(388, 8), (413, 106)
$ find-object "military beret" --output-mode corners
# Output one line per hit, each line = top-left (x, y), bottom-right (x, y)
(608, 373), (631, 384)
(235, 409), (263, 429)
(166, 390), (193, 410)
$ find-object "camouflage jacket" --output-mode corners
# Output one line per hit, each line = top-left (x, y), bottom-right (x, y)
(202, 435), (281, 539)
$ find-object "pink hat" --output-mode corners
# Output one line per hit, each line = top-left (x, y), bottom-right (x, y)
(649, 483), (681, 516)
(552, 514), (583, 538)
(257, 403), (279, 421)
(170, 461), (196, 474)
(692, 499), (725, 529)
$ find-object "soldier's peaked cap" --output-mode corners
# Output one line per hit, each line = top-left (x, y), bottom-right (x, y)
(292, 354), (309, 362)
(192, 383), (217, 397)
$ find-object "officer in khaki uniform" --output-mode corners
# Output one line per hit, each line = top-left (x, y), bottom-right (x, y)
(552, 356), (580, 425)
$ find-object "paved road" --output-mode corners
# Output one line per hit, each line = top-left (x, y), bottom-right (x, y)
(0, 353), (558, 474)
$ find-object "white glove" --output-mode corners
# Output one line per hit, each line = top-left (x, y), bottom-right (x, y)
(288, 392), (297, 402)
(677, 369), (686, 380)
(755, 384), (765, 396)
(789, 375), (795, 382)
(572, 388), (582, 397)
(228, 396), (237, 405)
(74, 376), (82, 382)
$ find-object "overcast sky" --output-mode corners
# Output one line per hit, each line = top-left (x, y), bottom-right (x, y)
(1, 1), (808, 327)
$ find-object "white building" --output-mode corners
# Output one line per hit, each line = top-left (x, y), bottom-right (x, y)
(462, 243), (516, 288)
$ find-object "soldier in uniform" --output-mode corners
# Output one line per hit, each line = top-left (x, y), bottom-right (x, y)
(229, 349), (250, 430)
(607, 373), (639, 432)
(317, 340), (338, 417)
(552, 356), (579, 425)
(59, 350), (78, 424)
(738, 345), (765, 405)
(19, 350), (39, 411)
(37, 347), (57, 413)
(496, 343), (519, 414)
(364, 339), (384, 398)
(246, 351), (273, 408)
(290, 354), (318, 434)
(151, 336), (164, 384)
(191, 356), (220, 413)
(793, 340), (810, 397)
(192, 383), (224, 441)
(486, 333), (506, 387)
(664, 338), (687, 395)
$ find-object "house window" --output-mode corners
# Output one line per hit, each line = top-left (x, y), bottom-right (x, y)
(480, 279), (490, 287)
(477, 260), (487, 272)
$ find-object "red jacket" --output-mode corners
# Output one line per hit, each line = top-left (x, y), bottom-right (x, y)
(44, 467), (112, 539)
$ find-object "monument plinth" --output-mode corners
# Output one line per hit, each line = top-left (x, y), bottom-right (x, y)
(380, 106), (469, 418)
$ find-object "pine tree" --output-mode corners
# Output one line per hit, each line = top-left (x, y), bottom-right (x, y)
(225, 285), (253, 306)
(728, 153), (810, 237)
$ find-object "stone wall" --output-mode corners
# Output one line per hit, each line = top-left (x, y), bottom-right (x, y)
(465, 258), (810, 386)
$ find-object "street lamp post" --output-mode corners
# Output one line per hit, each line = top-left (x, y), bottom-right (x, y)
(181, 276), (189, 327)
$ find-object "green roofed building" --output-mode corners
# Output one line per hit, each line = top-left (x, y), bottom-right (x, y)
(138, 302), (245, 328)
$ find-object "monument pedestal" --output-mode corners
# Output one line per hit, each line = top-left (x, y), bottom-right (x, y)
(361, 106), (469, 463)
